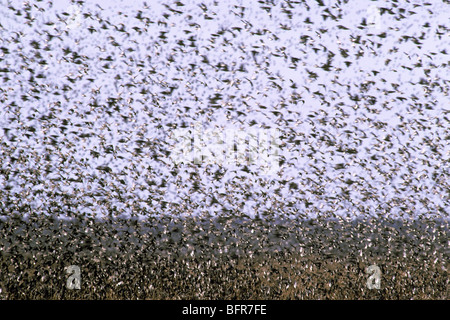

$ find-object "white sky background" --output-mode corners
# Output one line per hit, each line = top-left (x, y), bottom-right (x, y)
(0, 0), (448, 220)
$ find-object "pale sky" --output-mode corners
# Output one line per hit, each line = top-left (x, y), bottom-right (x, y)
(0, 0), (448, 220)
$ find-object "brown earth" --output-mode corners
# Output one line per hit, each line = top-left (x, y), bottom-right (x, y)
(0, 214), (448, 299)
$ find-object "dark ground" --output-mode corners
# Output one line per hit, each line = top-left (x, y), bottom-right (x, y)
(0, 213), (448, 299)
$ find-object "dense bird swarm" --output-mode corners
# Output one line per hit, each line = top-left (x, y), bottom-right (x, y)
(0, 0), (448, 299)
(0, 214), (448, 299)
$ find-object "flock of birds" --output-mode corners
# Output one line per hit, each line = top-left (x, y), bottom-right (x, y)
(0, 0), (448, 221)
(0, 0), (448, 300)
